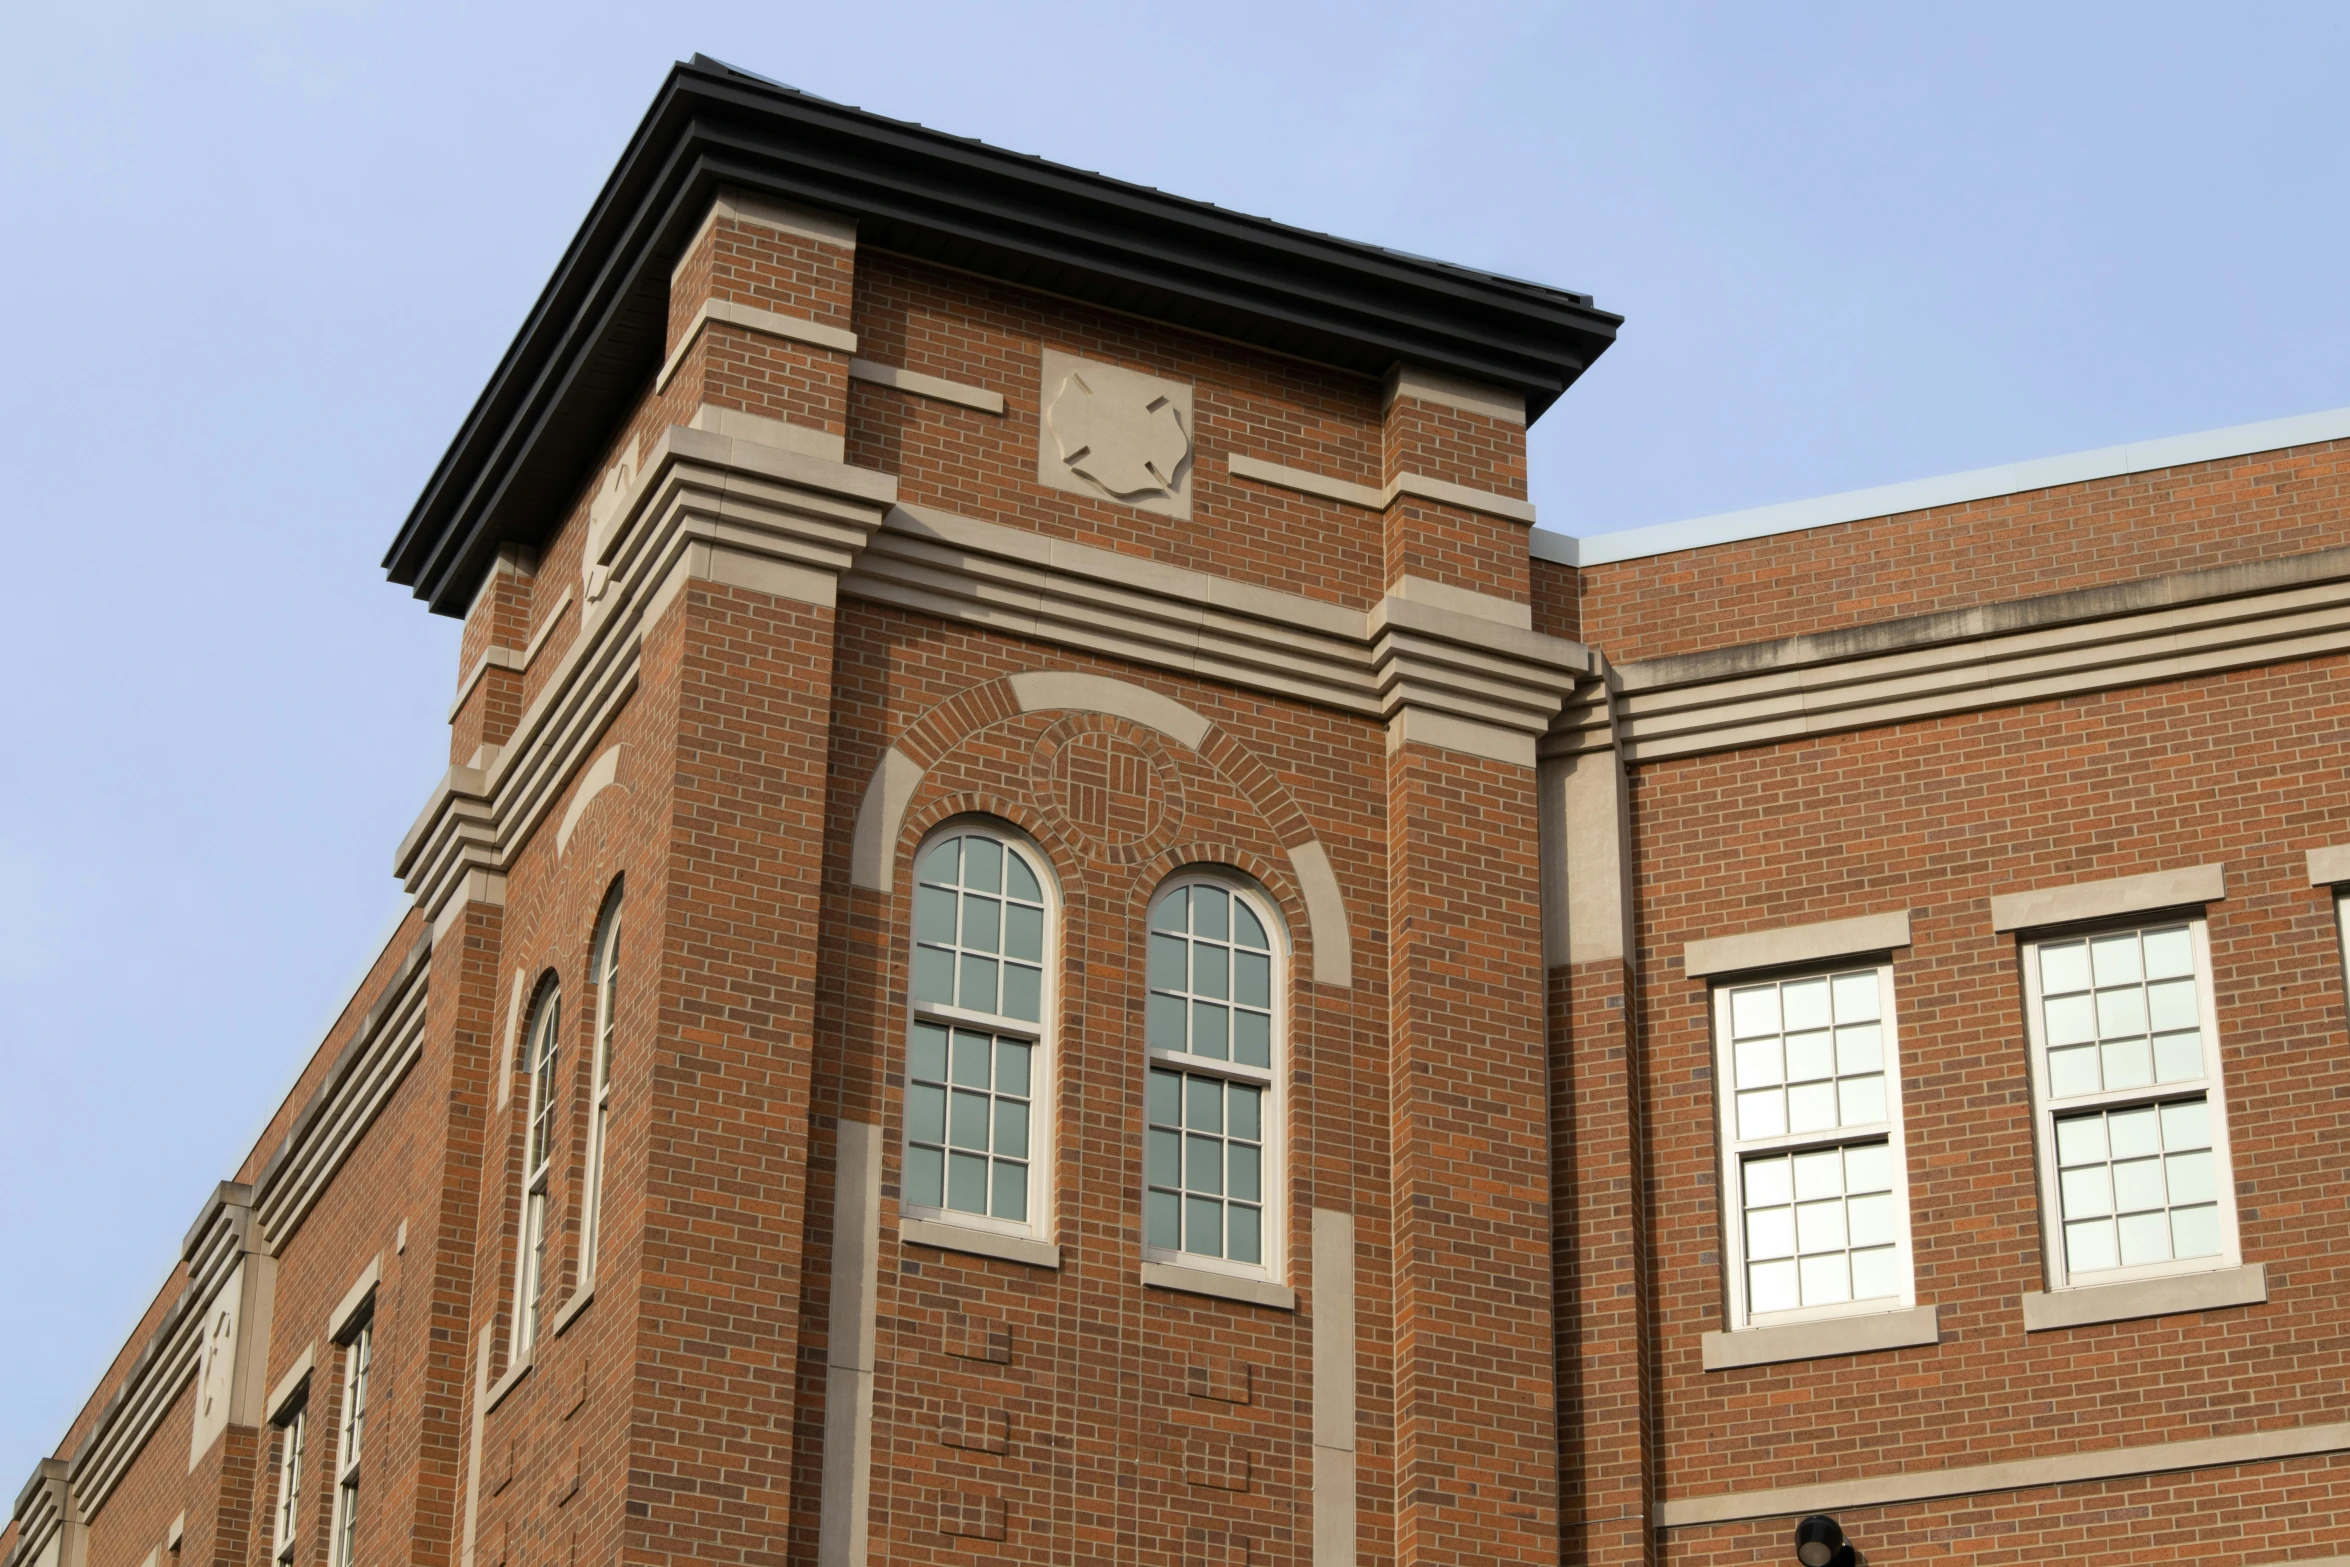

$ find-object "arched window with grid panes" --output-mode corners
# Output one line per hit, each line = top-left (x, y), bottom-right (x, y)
(511, 976), (561, 1360)
(579, 883), (623, 1288)
(903, 824), (1056, 1240)
(1143, 874), (1283, 1279)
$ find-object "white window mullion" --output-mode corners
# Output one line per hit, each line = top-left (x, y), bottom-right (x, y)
(1715, 962), (1915, 1331)
(2022, 919), (2240, 1289)
(901, 828), (1056, 1242)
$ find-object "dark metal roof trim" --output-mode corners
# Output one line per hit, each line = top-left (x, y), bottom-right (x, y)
(383, 56), (1620, 615)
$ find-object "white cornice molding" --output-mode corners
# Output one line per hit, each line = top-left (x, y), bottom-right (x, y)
(656, 297), (860, 394)
(841, 500), (1589, 766)
(398, 421), (897, 924)
(1550, 545), (2350, 764)
(843, 501), (1379, 715)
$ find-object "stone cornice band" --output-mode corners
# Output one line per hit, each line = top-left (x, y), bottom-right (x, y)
(655, 297), (859, 394)
(1226, 452), (1538, 525)
(1659, 1415), (2350, 1529)
(1550, 544), (2350, 763)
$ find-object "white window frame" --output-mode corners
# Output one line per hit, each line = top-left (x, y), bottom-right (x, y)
(270, 1402), (305, 1567)
(1712, 960), (1917, 1332)
(579, 895), (622, 1287)
(325, 1321), (370, 1567)
(511, 980), (561, 1360)
(1140, 870), (1287, 1285)
(2020, 917), (2242, 1291)
(900, 821), (1059, 1245)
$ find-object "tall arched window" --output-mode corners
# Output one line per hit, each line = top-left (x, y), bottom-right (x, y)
(1144, 875), (1282, 1276)
(512, 978), (561, 1358)
(579, 889), (623, 1286)
(903, 825), (1054, 1237)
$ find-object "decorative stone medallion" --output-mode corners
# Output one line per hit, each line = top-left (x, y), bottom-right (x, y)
(1032, 714), (1183, 863)
(1036, 349), (1194, 518)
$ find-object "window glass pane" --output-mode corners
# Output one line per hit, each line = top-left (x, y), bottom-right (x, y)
(1195, 944), (1229, 1000)
(1006, 851), (1042, 904)
(1233, 1011), (1271, 1068)
(919, 838), (960, 885)
(1191, 1001), (1229, 1059)
(1782, 977), (1830, 1032)
(947, 1150), (989, 1212)
(1194, 886), (1228, 940)
(1830, 970), (1880, 1023)
(1004, 903), (1044, 963)
(1147, 1189), (1181, 1249)
(1148, 1069), (1181, 1125)
(2143, 926), (2194, 979)
(1229, 1142), (1262, 1202)
(1734, 1036), (1783, 1090)
(1185, 1195), (1223, 1254)
(1235, 902), (1267, 950)
(1227, 1205), (1262, 1264)
(2036, 924), (2211, 1104)
(994, 1098), (1030, 1159)
(1739, 1139), (1897, 1316)
(912, 946), (954, 1006)
(906, 1145), (944, 1208)
(1149, 933), (1188, 990)
(1730, 987), (1780, 1039)
(915, 886), (957, 944)
(1149, 1128), (1181, 1186)
(2091, 932), (2143, 987)
(2153, 1030), (2203, 1082)
(996, 1040), (1031, 1098)
(1784, 1030), (1833, 1082)
(1186, 1134), (1224, 1194)
(991, 1159), (1028, 1222)
(1152, 887), (1189, 931)
(2039, 941), (2091, 995)
(958, 953), (999, 1012)
(950, 1089), (991, 1149)
(2052, 1096), (2216, 1278)
(1228, 1085), (1262, 1142)
(964, 838), (1001, 893)
(1835, 1023), (1882, 1075)
(910, 1024), (949, 1084)
(1147, 993), (1187, 1051)
(907, 1084), (946, 1144)
(1186, 1076), (1223, 1133)
(1235, 951), (1271, 1008)
(1001, 963), (1042, 1023)
(951, 1030), (991, 1088)
(962, 895), (1001, 954)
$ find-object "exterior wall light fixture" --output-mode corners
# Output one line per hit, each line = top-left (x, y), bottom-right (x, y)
(1795, 1515), (1858, 1567)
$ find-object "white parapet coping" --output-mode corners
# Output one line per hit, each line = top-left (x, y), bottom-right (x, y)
(1532, 406), (2350, 569)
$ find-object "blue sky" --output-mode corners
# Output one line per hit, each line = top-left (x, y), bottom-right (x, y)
(4, 0), (2348, 1471)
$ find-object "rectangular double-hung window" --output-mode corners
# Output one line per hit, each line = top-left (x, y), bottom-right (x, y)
(327, 1322), (371, 1567)
(1714, 963), (1915, 1328)
(2021, 920), (2239, 1288)
(270, 1403), (304, 1567)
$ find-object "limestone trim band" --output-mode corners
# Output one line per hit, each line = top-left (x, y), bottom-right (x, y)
(1311, 1210), (1358, 1567)
(1988, 863), (2225, 933)
(397, 418), (897, 923)
(847, 357), (1005, 414)
(1658, 1415), (2350, 1529)
(818, 1121), (884, 1567)
(2309, 845), (2350, 886)
(1226, 452), (1538, 525)
(2021, 1261), (2267, 1332)
(447, 586), (574, 723)
(655, 296), (859, 394)
(1700, 1303), (1940, 1371)
(1683, 910), (1913, 979)
(900, 1217), (1061, 1270)
(1141, 1260), (1298, 1310)
(1552, 545), (2350, 763)
(843, 671), (1356, 988)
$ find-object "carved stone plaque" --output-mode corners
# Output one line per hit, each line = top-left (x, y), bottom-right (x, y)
(188, 1263), (243, 1468)
(1036, 349), (1194, 518)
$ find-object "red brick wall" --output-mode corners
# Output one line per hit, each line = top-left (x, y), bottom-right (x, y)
(1578, 437), (2350, 664)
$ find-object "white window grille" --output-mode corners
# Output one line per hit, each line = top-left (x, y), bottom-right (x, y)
(326, 1323), (370, 1567)
(1714, 963), (1915, 1328)
(271, 1405), (305, 1567)
(903, 827), (1053, 1237)
(1143, 877), (1282, 1277)
(580, 896), (622, 1286)
(512, 984), (560, 1358)
(2021, 920), (2239, 1287)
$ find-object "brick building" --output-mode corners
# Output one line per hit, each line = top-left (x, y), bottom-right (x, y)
(13, 53), (2350, 1567)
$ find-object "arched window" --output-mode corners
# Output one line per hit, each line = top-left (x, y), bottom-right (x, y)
(512, 978), (561, 1358)
(579, 889), (623, 1285)
(903, 825), (1054, 1236)
(1144, 876), (1282, 1276)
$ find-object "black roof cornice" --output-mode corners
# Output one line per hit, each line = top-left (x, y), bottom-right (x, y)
(382, 55), (1621, 615)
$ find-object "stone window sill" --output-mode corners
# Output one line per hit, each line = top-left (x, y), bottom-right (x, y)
(484, 1354), (531, 1415)
(2021, 1262), (2266, 1331)
(900, 1215), (1061, 1269)
(550, 1283), (594, 1338)
(1702, 1304), (1940, 1371)
(1141, 1260), (1296, 1311)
